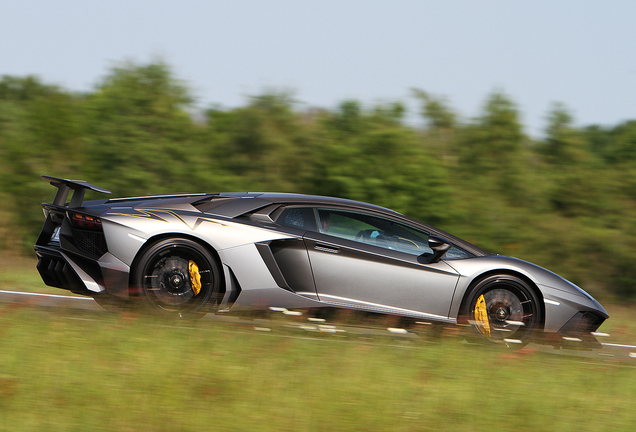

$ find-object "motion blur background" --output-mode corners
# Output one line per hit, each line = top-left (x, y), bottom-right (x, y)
(2, 0), (636, 302)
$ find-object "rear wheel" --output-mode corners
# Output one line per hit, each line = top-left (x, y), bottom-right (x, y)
(465, 275), (542, 345)
(133, 238), (221, 318)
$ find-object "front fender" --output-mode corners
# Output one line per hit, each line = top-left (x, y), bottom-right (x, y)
(446, 255), (608, 332)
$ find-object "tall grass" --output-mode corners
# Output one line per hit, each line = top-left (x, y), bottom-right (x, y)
(0, 306), (635, 432)
(0, 254), (57, 294)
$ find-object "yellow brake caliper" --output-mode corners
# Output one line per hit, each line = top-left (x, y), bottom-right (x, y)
(188, 260), (202, 296)
(474, 294), (491, 337)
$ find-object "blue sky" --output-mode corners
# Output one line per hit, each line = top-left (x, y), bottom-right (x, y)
(3, 1), (635, 136)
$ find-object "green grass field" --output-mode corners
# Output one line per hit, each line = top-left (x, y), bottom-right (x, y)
(1, 307), (636, 432)
(0, 253), (65, 295)
(1, 253), (636, 431)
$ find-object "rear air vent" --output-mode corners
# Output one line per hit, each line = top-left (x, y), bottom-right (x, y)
(72, 230), (108, 258)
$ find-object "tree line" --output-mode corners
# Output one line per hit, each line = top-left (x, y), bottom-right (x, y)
(1, 61), (635, 301)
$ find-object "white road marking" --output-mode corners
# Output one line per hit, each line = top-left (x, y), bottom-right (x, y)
(4, 290), (636, 364)
(0, 290), (94, 300)
(602, 343), (636, 349)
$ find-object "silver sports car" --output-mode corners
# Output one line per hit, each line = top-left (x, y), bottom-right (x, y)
(35, 175), (608, 346)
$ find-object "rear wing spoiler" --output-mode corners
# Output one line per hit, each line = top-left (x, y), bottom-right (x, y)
(41, 175), (112, 208)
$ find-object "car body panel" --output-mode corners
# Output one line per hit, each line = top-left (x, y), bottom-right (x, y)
(303, 232), (460, 319)
(102, 209), (296, 265)
(34, 175), (609, 344)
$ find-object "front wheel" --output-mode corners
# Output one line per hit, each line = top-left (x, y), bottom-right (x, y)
(133, 238), (221, 318)
(465, 275), (542, 345)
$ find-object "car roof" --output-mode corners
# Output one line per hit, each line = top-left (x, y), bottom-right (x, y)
(103, 191), (396, 218)
(218, 192), (397, 213)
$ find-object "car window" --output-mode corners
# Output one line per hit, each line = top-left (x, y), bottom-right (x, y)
(278, 206), (474, 260)
(277, 207), (318, 231)
(444, 246), (474, 260)
(316, 208), (434, 256)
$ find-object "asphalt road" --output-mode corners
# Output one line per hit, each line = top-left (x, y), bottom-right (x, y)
(1, 289), (635, 363)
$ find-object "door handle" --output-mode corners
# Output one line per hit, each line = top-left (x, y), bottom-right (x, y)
(314, 244), (339, 254)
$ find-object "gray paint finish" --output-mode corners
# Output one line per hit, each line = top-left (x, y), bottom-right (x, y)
(34, 176), (609, 344)
(304, 234), (460, 318)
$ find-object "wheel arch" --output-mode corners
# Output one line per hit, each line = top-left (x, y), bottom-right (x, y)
(457, 269), (545, 330)
(128, 232), (226, 299)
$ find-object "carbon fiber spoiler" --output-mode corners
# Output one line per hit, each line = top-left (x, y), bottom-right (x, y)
(41, 175), (112, 208)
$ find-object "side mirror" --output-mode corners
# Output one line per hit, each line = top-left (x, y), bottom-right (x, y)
(419, 236), (451, 264)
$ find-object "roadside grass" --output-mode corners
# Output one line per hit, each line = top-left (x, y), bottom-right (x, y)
(0, 253), (60, 294)
(596, 304), (636, 344)
(1, 306), (636, 432)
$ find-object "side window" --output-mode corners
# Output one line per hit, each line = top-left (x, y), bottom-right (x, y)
(277, 207), (318, 231)
(316, 209), (373, 240)
(444, 245), (474, 260)
(316, 209), (434, 256)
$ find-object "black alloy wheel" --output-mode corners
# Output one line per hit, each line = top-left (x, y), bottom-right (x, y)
(133, 238), (221, 318)
(466, 275), (542, 345)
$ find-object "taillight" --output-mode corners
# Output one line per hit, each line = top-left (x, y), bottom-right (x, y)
(70, 213), (102, 230)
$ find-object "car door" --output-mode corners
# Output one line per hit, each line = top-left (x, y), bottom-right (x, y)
(302, 208), (460, 320)
(261, 206), (320, 300)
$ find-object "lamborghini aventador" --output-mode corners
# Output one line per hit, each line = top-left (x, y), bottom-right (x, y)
(34, 175), (608, 346)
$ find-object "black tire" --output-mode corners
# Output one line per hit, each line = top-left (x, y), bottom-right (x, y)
(133, 238), (221, 318)
(464, 275), (542, 345)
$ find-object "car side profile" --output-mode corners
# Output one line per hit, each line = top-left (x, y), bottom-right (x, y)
(34, 175), (608, 346)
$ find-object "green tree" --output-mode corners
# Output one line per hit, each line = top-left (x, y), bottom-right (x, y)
(541, 103), (589, 164)
(456, 91), (528, 202)
(411, 89), (458, 162)
(0, 76), (83, 245)
(316, 110), (450, 224)
(412, 89), (456, 130)
(82, 61), (209, 196)
(206, 91), (318, 192)
(0, 75), (57, 101)
(541, 104), (607, 217)
(606, 120), (636, 163)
